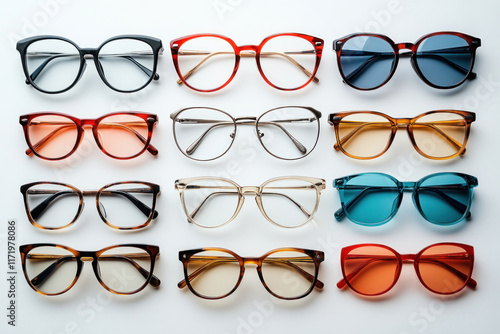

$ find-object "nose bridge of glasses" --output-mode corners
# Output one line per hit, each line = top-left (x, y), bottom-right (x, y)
(401, 181), (417, 192)
(238, 45), (259, 56)
(396, 43), (415, 57)
(395, 118), (411, 129)
(400, 254), (417, 263)
(241, 186), (260, 195)
(242, 257), (260, 266)
(80, 48), (99, 57)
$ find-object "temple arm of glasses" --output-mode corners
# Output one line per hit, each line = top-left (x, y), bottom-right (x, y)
(185, 186), (313, 221)
(175, 50), (319, 85)
(333, 120), (467, 155)
(341, 47), (476, 83)
(336, 253), (477, 290)
(177, 255), (323, 289)
(27, 188), (158, 221)
(27, 253), (160, 287)
(25, 51), (159, 84)
(334, 185), (471, 221)
(174, 118), (313, 156)
(25, 121), (158, 157)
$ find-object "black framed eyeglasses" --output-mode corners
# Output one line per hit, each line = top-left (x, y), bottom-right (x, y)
(16, 35), (163, 94)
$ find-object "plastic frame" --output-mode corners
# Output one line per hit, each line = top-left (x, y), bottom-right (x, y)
(178, 247), (324, 300)
(332, 31), (481, 90)
(333, 172), (478, 225)
(19, 243), (161, 296)
(328, 110), (476, 160)
(20, 181), (160, 230)
(175, 176), (326, 228)
(337, 243), (477, 296)
(19, 112), (159, 160)
(170, 33), (324, 92)
(16, 35), (163, 94)
(170, 106), (322, 161)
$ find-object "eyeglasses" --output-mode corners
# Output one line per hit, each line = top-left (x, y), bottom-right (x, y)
(19, 244), (160, 296)
(178, 247), (324, 300)
(170, 33), (323, 92)
(328, 110), (475, 160)
(16, 35), (163, 93)
(20, 181), (160, 230)
(175, 176), (325, 228)
(338, 243), (476, 296)
(333, 172), (478, 226)
(171, 106), (321, 161)
(19, 112), (158, 160)
(333, 32), (481, 90)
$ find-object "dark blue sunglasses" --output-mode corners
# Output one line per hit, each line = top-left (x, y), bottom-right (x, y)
(333, 172), (478, 226)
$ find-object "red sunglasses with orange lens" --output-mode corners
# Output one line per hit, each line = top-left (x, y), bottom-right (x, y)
(338, 243), (476, 296)
(19, 112), (158, 160)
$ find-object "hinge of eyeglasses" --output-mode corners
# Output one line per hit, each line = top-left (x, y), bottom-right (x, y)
(328, 116), (341, 125)
(158, 47), (164, 55)
(333, 41), (342, 50)
(20, 118), (28, 125)
(171, 43), (179, 50)
(315, 41), (322, 46)
(472, 39), (481, 47)
(147, 117), (156, 124)
(465, 114), (476, 121)
(334, 179), (344, 187)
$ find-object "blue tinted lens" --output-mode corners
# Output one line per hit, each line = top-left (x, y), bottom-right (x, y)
(340, 174), (400, 225)
(339, 36), (395, 89)
(416, 174), (471, 225)
(415, 35), (472, 88)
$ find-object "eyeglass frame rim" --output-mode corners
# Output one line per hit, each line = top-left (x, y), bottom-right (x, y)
(338, 242), (476, 296)
(19, 243), (160, 296)
(170, 106), (322, 161)
(20, 180), (161, 230)
(170, 32), (324, 92)
(332, 31), (481, 90)
(19, 111), (159, 161)
(178, 247), (325, 300)
(16, 34), (164, 94)
(328, 109), (476, 160)
(333, 172), (478, 226)
(175, 175), (326, 228)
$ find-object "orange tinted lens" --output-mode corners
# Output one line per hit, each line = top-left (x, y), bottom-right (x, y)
(97, 114), (149, 158)
(343, 246), (399, 295)
(27, 115), (78, 159)
(337, 114), (392, 158)
(412, 112), (467, 158)
(417, 244), (473, 294)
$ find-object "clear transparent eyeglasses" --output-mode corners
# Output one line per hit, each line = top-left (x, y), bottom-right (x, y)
(20, 244), (160, 296)
(178, 247), (324, 300)
(16, 35), (163, 93)
(21, 181), (160, 230)
(175, 176), (325, 228)
(170, 106), (321, 161)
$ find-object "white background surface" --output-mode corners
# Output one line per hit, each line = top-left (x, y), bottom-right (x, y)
(1, 0), (499, 333)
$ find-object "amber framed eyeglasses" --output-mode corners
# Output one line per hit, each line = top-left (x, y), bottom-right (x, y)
(19, 112), (158, 160)
(20, 181), (160, 230)
(175, 176), (325, 228)
(328, 110), (475, 160)
(19, 244), (160, 296)
(178, 247), (324, 300)
(170, 33), (323, 92)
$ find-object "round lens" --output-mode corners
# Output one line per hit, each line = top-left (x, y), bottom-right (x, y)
(185, 250), (241, 299)
(25, 38), (81, 93)
(415, 173), (471, 225)
(339, 35), (395, 89)
(176, 36), (236, 91)
(257, 107), (319, 160)
(26, 115), (79, 160)
(180, 178), (240, 228)
(337, 113), (392, 158)
(343, 245), (399, 296)
(412, 112), (467, 159)
(25, 246), (78, 295)
(261, 250), (316, 299)
(415, 34), (472, 88)
(98, 38), (155, 92)
(96, 114), (150, 159)
(24, 183), (81, 229)
(260, 178), (319, 228)
(98, 183), (156, 229)
(98, 246), (152, 294)
(417, 244), (473, 294)
(340, 173), (400, 225)
(259, 35), (317, 90)
(173, 108), (235, 161)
